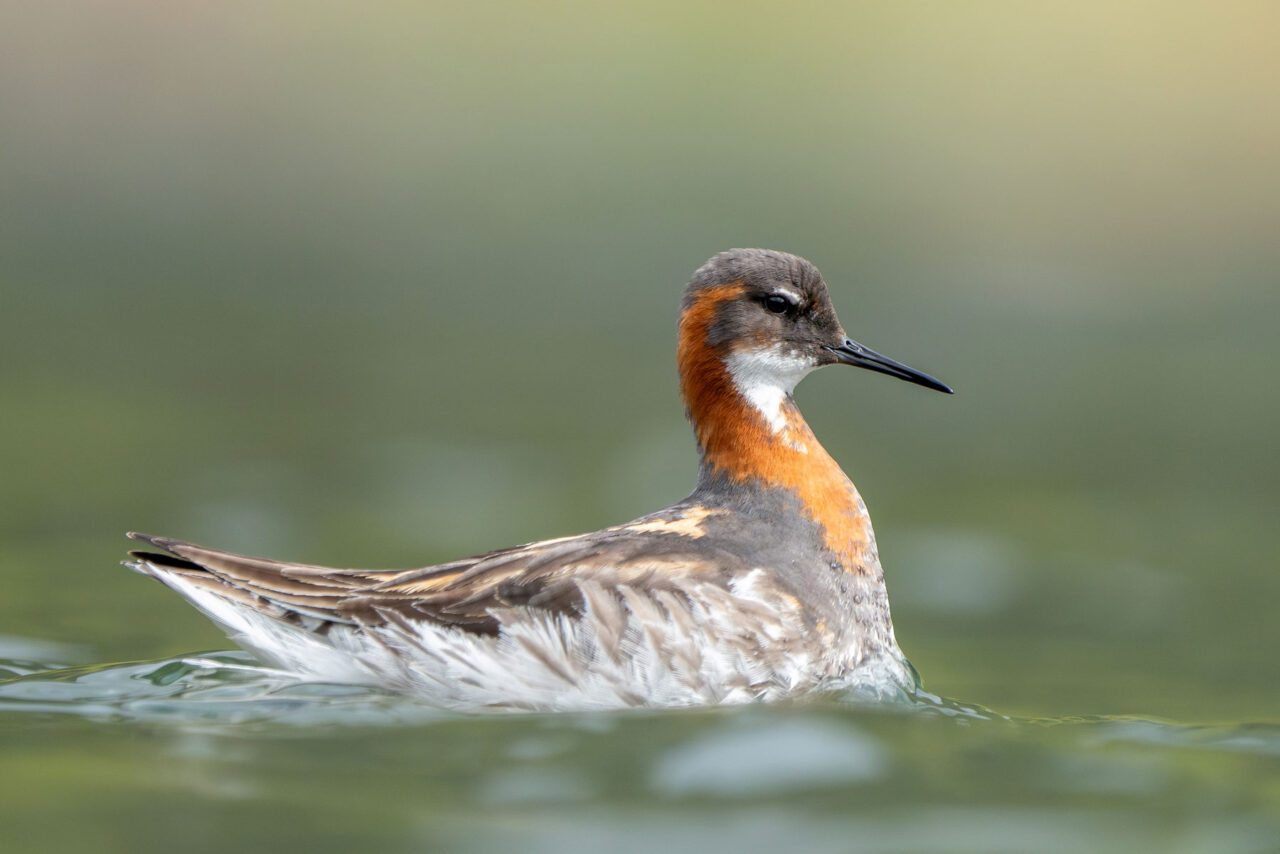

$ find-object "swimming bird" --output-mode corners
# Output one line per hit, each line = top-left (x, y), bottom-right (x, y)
(125, 249), (952, 711)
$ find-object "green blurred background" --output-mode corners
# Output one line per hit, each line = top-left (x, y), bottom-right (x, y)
(3, 3), (1280, 851)
(3, 1), (1278, 719)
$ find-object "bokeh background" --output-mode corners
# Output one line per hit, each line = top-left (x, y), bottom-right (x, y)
(2, 3), (1278, 852)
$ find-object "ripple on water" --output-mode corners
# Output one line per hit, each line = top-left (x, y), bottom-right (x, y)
(2, 650), (1277, 760)
(651, 718), (887, 796)
(3, 649), (1279, 854)
(0, 651), (446, 727)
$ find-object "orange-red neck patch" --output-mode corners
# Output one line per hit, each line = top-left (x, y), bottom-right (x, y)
(678, 284), (877, 574)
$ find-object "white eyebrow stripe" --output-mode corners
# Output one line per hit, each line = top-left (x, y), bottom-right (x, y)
(773, 288), (801, 305)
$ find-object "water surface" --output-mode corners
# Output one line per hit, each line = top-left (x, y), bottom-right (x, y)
(3, 648), (1278, 854)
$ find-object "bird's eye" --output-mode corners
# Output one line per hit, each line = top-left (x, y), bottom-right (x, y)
(763, 294), (794, 315)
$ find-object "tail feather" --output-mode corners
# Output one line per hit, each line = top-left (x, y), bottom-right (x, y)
(126, 549), (201, 571)
(124, 532), (359, 627)
(123, 533), (377, 680)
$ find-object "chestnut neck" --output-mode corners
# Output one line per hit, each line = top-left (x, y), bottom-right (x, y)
(677, 286), (879, 575)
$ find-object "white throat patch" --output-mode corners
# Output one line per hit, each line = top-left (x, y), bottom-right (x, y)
(723, 346), (817, 434)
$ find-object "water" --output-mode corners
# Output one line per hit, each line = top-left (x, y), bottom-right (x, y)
(3, 649), (1278, 854)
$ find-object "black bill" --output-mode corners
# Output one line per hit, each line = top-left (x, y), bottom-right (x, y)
(826, 338), (953, 394)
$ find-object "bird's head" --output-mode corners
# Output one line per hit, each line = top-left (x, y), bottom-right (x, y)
(678, 249), (952, 422)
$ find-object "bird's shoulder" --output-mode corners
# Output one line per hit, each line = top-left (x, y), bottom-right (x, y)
(365, 502), (750, 620)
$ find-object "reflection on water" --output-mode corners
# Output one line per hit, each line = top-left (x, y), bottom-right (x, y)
(2, 648), (1278, 853)
(0, 652), (435, 726)
(4, 649), (1274, 753)
(0, 650), (981, 727)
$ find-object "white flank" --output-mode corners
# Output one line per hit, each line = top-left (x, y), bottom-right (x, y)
(723, 346), (816, 434)
(130, 558), (916, 711)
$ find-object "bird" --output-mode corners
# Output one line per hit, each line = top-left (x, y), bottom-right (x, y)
(125, 249), (952, 712)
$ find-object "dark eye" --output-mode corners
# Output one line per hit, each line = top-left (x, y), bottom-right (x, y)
(763, 294), (794, 315)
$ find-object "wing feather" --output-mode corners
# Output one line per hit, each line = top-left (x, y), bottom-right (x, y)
(125, 525), (731, 640)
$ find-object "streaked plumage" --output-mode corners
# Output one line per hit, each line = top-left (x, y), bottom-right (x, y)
(125, 249), (951, 711)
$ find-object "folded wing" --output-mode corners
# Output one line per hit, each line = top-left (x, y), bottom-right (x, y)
(126, 524), (738, 638)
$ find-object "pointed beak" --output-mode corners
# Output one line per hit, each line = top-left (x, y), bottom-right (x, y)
(826, 338), (954, 394)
